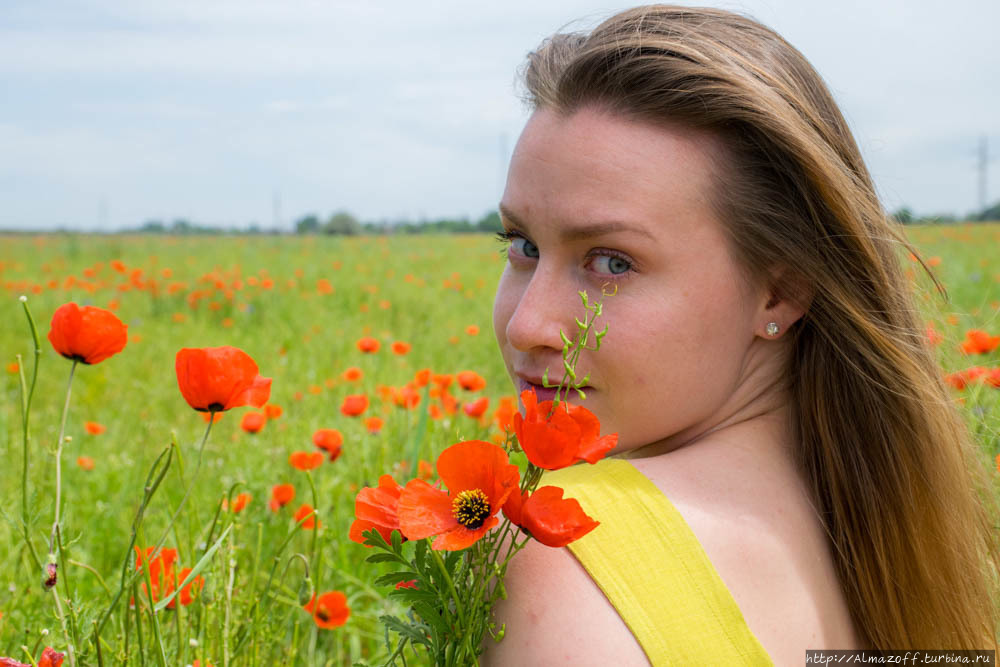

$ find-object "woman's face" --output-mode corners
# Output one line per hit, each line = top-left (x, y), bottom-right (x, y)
(493, 107), (769, 455)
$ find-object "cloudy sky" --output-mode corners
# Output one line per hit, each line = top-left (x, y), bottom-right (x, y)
(1, 0), (997, 231)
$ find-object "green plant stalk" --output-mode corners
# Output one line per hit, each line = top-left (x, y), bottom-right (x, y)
(91, 444), (173, 644)
(429, 548), (473, 665)
(137, 528), (169, 667)
(17, 297), (44, 572)
(49, 359), (78, 554)
(306, 471), (319, 570)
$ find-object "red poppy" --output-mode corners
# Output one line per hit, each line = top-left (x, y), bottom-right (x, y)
(986, 368), (1000, 388)
(466, 325), (480, 336)
(350, 474), (404, 545)
(413, 368), (431, 387)
(513, 486), (599, 548)
(463, 397), (490, 418)
(944, 366), (988, 390)
(240, 412), (266, 433)
(134, 546), (197, 608)
(395, 579), (418, 590)
(456, 370), (486, 392)
(303, 591), (350, 629)
(227, 492), (251, 513)
(84, 420), (106, 435)
(312, 429), (343, 461)
(364, 416), (384, 434)
(417, 460), (434, 481)
(176, 567), (204, 606)
(342, 366), (363, 382)
(77, 456), (96, 471)
(398, 440), (519, 551)
(289, 451), (324, 471)
(493, 396), (518, 433)
(175, 347), (271, 413)
(0, 647), (65, 667)
(48, 302), (128, 365)
(340, 394), (368, 417)
(925, 323), (943, 346)
(264, 404), (283, 419)
(391, 341), (411, 355)
(432, 374), (453, 390)
(357, 337), (380, 354)
(269, 483), (295, 511)
(514, 390), (617, 471)
(293, 503), (319, 530)
(960, 329), (1000, 355)
(5, 361), (18, 375)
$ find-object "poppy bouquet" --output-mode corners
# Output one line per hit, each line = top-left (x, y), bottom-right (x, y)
(351, 291), (616, 666)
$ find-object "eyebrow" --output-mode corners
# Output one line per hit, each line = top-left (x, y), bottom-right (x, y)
(498, 204), (656, 242)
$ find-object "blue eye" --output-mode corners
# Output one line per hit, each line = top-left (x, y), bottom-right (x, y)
(512, 236), (539, 259)
(592, 254), (632, 275)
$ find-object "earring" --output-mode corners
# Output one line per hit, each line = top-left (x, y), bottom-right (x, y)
(765, 322), (780, 337)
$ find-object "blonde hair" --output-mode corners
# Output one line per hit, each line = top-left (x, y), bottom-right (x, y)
(521, 5), (1000, 649)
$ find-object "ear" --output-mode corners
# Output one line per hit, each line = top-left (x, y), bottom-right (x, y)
(756, 269), (812, 340)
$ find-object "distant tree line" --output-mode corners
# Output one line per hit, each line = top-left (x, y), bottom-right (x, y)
(891, 200), (1000, 225)
(122, 201), (1000, 235)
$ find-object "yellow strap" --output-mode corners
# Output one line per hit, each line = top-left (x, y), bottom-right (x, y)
(546, 458), (774, 666)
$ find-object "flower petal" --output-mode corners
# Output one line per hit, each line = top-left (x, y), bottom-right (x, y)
(431, 516), (498, 551)
(397, 479), (456, 540)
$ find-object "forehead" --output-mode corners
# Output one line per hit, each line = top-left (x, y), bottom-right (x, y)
(502, 107), (725, 238)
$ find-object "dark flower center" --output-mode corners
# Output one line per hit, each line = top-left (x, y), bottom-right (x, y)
(316, 605), (330, 622)
(452, 489), (490, 529)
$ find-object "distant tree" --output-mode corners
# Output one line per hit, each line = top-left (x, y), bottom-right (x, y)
(475, 211), (502, 232)
(975, 201), (1000, 222)
(323, 210), (361, 235)
(891, 207), (914, 225)
(295, 214), (321, 234)
(140, 219), (165, 233)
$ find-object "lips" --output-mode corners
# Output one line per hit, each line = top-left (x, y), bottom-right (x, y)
(516, 374), (591, 404)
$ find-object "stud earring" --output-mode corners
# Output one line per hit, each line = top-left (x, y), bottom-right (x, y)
(765, 322), (780, 337)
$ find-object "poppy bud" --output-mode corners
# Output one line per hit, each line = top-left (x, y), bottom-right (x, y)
(43, 559), (58, 589)
(298, 575), (314, 606)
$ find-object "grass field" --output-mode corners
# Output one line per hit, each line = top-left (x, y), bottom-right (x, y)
(1, 225), (998, 665)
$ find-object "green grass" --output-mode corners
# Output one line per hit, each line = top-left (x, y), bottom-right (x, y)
(0, 226), (998, 665)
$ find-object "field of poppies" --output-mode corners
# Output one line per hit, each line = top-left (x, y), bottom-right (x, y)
(1, 225), (998, 665)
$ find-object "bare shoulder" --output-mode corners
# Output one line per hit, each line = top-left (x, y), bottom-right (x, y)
(629, 441), (863, 659)
(481, 538), (650, 666)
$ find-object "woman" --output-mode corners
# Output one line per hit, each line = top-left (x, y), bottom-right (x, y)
(485, 5), (1000, 664)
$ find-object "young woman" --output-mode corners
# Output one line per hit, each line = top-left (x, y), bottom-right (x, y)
(485, 5), (1000, 664)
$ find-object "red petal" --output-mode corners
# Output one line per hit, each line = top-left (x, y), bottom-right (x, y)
(522, 486), (599, 548)
(577, 433), (618, 464)
(398, 479), (456, 540)
(431, 516), (498, 551)
(436, 440), (518, 509)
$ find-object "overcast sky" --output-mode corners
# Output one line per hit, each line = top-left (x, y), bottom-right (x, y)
(1, 0), (997, 231)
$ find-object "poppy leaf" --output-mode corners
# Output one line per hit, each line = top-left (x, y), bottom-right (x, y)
(388, 587), (438, 605)
(361, 528), (392, 551)
(414, 538), (427, 573)
(390, 527), (403, 553)
(374, 570), (420, 587)
(380, 615), (432, 647)
(154, 524), (231, 612)
(411, 601), (450, 640)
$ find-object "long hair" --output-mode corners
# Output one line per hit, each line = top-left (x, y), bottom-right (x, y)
(520, 5), (999, 648)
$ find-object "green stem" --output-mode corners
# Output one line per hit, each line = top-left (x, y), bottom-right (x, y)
(17, 297), (44, 572)
(49, 360), (78, 553)
(429, 549), (472, 661)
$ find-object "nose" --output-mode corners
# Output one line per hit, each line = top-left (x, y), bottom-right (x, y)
(502, 263), (578, 354)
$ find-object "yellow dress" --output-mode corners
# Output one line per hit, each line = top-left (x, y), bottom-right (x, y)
(544, 458), (775, 666)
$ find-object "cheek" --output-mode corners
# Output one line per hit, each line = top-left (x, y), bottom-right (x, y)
(492, 268), (516, 347)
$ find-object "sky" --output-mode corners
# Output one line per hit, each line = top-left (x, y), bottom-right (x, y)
(1, 0), (998, 231)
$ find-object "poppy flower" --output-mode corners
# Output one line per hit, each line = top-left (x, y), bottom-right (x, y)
(289, 451), (324, 471)
(397, 440), (519, 551)
(960, 330), (1000, 355)
(391, 341), (411, 355)
(303, 591), (350, 629)
(134, 546), (182, 606)
(5, 361), (19, 375)
(414, 368), (431, 387)
(417, 460), (434, 481)
(201, 411), (224, 423)
(493, 396), (518, 433)
(925, 323), (943, 346)
(357, 337), (380, 354)
(176, 567), (204, 606)
(342, 367), (363, 382)
(226, 492), (251, 513)
(340, 394), (368, 417)
(293, 503), (319, 530)
(350, 474), (404, 545)
(264, 404), (283, 419)
(240, 412), (266, 433)
(269, 483), (295, 511)
(175, 346), (271, 413)
(432, 374), (453, 390)
(463, 397), (490, 418)
(76, 456), (96, 471)
(515, 486), (599, 548)
(48, 302), (128, 365)
(0, 647), (65, 667)
(466, 325), (480, 336)
(312, 429), (343, 461)
(84, 421), (106, 435)
(456, 370), (486, 392)
(395, 579), (418, 590)
(364, 416), (384, 434)
(986, 368), (1000, 388)
(514, 390), (617, 471)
